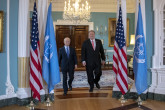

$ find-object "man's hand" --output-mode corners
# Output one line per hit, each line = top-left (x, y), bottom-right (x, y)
(102, 60), (105, 66)
(82, 61), (86, 66)
(75, 65), (78, 69)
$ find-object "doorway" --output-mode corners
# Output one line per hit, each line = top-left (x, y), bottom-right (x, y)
(56, 25), (89, 70)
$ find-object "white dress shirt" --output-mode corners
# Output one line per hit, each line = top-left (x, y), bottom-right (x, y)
(64, 46), (69, 53)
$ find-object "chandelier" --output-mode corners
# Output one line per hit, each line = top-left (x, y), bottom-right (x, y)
(63, 0), (91, 23)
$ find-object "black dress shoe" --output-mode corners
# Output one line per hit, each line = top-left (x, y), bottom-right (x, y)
(69, 86), (72, 91)
(89, 88), (93, 92)
(63, 93), (67, 96)
(96, 83), (100, 89)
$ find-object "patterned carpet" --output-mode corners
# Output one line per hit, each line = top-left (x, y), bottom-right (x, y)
(55, 70), (134, 88)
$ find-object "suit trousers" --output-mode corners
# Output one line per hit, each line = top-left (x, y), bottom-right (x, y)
(86, 63), (102, 89)
(62, 68), (74, 93)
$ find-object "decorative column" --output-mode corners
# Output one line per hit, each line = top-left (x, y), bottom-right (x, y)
(16, 0), (31, 100)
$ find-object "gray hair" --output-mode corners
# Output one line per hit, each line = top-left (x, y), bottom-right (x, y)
(64, 37), (71, 42)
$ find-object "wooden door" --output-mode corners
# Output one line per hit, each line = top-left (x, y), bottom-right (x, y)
(55, 25), (89, 70)
(73, 26), (89, 69)
(56, 25), (73, 52)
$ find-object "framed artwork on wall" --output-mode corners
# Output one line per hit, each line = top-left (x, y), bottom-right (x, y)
(108, 18), (129, 47)
(0, 11), (3, 52)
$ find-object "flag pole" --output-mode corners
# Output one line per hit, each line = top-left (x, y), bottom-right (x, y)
(27, 0), (35, 108)
(116, 0), (127, 104)
(119, 94), (127, 106)
(27, 0), (42, 108)
(119, 0), (121, 6)
(44, 87), (52, 106)
(136, 1), (144, 107)
(44, 2), (53, 106)
(42, 1), (61, 107)
(43, 1), (53, 106)
(137, 95), (143, 107)
(26, 90), (35, 109)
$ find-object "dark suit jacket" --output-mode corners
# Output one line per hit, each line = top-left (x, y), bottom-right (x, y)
(81, 39), (105, 66)
(59, 47), (77, 71)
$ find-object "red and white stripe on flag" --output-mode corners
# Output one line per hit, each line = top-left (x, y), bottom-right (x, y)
(113, 42), (128, 94)
(30, 42), (43, 100)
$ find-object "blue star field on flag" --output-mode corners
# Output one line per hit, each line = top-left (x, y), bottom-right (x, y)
(31, 3), (39, 51)
(115, 7), (126, 49)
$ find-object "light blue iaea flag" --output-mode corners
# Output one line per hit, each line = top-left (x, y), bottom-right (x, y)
(42, 3), (61, 93)
(133, 3), (148, 95)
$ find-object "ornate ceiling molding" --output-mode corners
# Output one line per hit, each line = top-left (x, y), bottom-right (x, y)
(29, 0), (136, 13)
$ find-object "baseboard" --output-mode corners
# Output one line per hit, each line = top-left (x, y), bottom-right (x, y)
(0, 93), (54, 107)
(0, 97), (17, 107)
(112, 91), (165, 102)
(112, 91), (147, 101)
(148, 92), (165, 101)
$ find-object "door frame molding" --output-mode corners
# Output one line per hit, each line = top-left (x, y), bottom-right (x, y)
(53, 20), (94, 31)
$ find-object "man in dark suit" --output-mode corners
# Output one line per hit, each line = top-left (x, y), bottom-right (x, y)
(81, 30), (105, 92)
(59, 37), (77, 95)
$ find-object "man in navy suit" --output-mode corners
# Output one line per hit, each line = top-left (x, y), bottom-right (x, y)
(81, 30), (105, 92)
(59, 37), (77, 95)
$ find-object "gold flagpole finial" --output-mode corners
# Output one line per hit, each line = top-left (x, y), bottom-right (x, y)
(119, 0), (121, 7)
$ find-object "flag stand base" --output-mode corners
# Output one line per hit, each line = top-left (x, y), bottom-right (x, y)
(137, 96), (143, 107)
(26, 100), (35, 110)
(45, 97), (52, 107)
(119, 95), (127, 105)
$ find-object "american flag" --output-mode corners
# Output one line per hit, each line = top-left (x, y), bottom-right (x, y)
(30, 2), (43, 100)
(113, 7), (128, 95)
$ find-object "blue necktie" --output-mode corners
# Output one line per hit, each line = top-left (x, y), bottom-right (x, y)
(66, 47), (69, 58)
